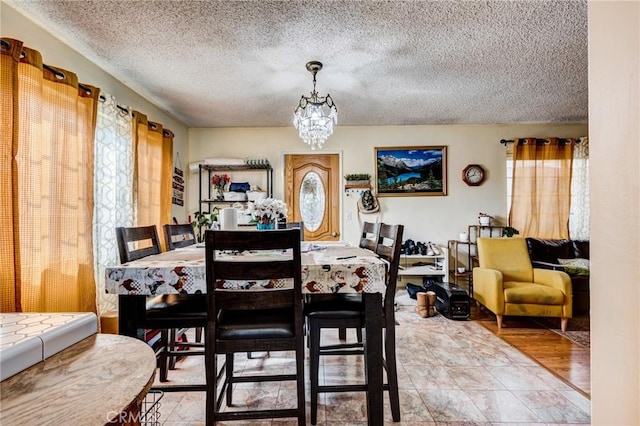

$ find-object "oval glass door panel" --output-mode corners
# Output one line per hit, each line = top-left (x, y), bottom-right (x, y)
(299, 172), (325, 232)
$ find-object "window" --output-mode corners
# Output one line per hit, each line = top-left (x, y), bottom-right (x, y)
(506, 137), (589, 240)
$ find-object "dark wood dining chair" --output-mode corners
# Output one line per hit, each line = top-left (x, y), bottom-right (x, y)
(330, 221), (380, 342)
(334, 220), (381, 340)
(204, 229), (305, 425)
(163, 223), (197, 250)
(116, 225), (207, 384)
(359, 221), (381, 251)
(162, 223), (204, 369)
(305, 222), (404, 424)
(286, 221), (305, 241)
(116, 225), (162, 262)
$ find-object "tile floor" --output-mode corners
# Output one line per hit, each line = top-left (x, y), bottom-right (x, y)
(149, 306), (591, 425)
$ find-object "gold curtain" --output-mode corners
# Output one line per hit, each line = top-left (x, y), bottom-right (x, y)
(133, 111), (173, 251)
(0, 39), (21, 312)
(509, 137), (574, 239)
(1, 38), (99, 312)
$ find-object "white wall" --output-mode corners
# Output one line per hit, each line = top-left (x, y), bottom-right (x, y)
(1, 2), (190, 220)
(589, 2), (640, 424)
(190, 123), (587, 248)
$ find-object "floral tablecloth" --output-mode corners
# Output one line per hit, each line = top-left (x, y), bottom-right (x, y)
(105, 244), (387, 295)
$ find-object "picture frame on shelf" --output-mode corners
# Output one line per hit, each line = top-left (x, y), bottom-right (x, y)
(374, 146), (447, 196)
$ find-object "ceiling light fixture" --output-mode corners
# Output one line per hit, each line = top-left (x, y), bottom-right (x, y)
(293, 61), (337, 150)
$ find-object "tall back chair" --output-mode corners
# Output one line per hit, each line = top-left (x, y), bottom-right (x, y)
(162, 223), (204, 366)
(163, 223), (196, 250)
(359, 221), (381, 251)
(115, 225), (207, 384)
(116, 225), (161, 262)
(305, 222), (403, 424)
(376, 223), (404, 322)
(373, 222), (404, 420)
(204, 229), (305, 425)
(474, 237), (572, 331)
(285, 221), (305, 241)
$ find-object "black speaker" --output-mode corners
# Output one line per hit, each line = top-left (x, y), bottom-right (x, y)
(423, 279), (470, 320)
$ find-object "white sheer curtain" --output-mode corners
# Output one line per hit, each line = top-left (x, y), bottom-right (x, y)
(93, 94), (135, 315)
(569, 137), (589, 240)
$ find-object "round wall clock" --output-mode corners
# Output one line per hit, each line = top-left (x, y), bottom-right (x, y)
(462, 164), (485, 186)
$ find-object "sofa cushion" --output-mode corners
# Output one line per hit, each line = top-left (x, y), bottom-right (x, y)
(503, 281), (566, 305)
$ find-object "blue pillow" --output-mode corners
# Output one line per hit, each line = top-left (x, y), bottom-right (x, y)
(229, 182), (250, 193)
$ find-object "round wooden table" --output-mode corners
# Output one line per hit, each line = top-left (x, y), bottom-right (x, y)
(0, 334), (156, 425)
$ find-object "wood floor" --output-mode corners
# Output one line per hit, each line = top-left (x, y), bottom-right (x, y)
(473, 307), (591, 398)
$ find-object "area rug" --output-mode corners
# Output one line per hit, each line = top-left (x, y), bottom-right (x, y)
(533, 315), (590, 348)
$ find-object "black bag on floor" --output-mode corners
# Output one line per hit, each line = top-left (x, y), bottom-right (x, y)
(406, 283), (428, 299)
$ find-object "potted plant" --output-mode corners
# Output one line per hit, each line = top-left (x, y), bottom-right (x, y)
(247, 198), (288, 229)
(191, 208), (219, 242)
(478, 212), (493, 226)
(502, 226), (520, 237)
(344, 173), (371, 186)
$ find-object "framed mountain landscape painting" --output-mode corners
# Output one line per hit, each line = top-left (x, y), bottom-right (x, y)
(375, 146), (447, 196)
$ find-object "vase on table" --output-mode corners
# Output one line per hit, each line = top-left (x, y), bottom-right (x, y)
(257, 219), (275, 230)
(215, 184), (225, 201)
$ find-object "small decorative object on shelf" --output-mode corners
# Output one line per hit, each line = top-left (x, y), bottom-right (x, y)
(244, 157), (270, 168)
(248, 197), (288, 230)
(478, 212), (493, 226)
(344, 173), (371, 186)
(502, 226), (520, 237)
(211, 174), (231, 200)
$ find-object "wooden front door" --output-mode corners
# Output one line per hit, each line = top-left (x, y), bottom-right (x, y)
(284, 154), (340, 241)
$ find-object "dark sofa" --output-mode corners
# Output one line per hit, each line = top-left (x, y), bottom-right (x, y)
(525, 238), (590, 314)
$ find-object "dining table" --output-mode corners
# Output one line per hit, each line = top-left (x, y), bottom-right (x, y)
(105, 241), (387, 426)
(1, 333), (156, 425)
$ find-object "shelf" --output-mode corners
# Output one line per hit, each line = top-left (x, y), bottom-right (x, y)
(198, 160), (274, 220)
(397, 248), (448, 280)
(200, 163), (272, 171)
(468, 224), (506, 239)
(344, 183), (371, 190)
(398, 265), (445, 276)
(201, 200), (248, 204)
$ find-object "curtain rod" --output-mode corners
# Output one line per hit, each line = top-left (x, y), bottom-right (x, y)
(8, 40), (128, 116)
(98, 94), (130, 115)
(500, 138), (584, 146)
(97, 95), (173, 137)
(42, 63), (97, 97)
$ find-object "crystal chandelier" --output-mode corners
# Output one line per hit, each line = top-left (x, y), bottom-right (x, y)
(293, 61), (338, 150)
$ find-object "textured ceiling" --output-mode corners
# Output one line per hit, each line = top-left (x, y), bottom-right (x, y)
(6, 0), (588, 128)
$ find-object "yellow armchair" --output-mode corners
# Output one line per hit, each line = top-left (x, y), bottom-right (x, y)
(473, 237), (572, 331)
